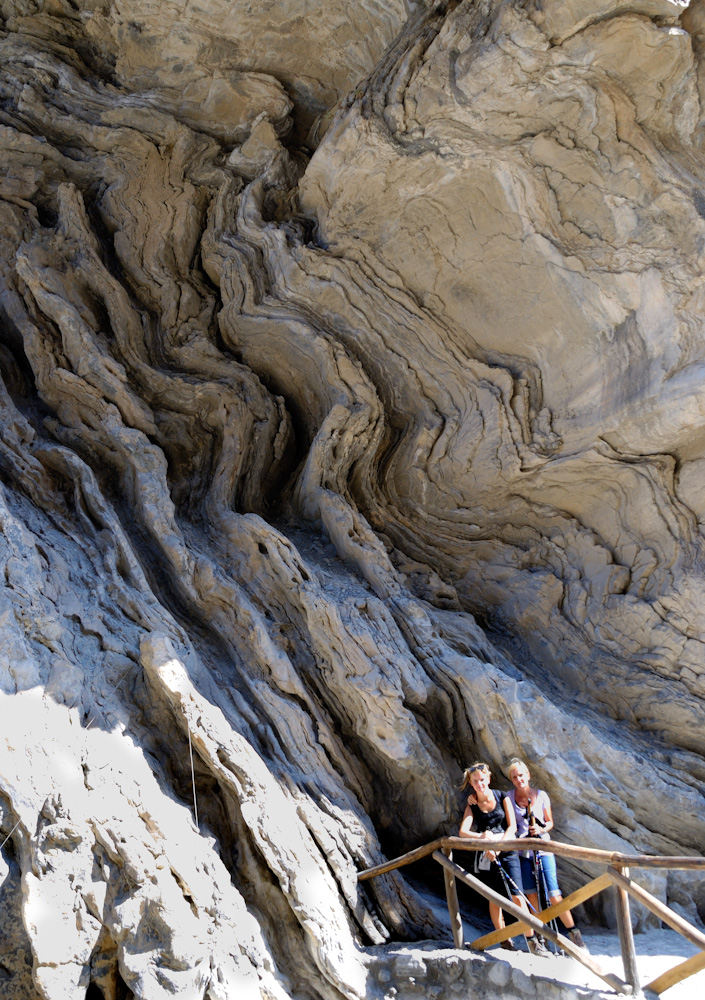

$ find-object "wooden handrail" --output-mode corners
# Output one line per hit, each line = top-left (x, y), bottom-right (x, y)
(358, 836), (705, 995)
(357, 835), (705, 880)
(606, 867), (705, 952)
(433, 850), (631, 993)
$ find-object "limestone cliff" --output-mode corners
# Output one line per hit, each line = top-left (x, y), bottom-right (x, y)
(1, 2), (704, 999)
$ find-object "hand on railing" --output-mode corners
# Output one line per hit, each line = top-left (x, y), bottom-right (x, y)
(483, 831), (503, 862)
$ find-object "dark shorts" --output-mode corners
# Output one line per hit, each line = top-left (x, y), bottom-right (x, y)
(472, 850), (522, 898)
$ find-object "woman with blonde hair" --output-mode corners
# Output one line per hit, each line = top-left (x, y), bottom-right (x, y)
(458, 761), (548, 954)
(505, 757), (586, 950)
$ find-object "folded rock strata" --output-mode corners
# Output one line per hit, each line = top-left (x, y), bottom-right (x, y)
(1, 2), (705, 999)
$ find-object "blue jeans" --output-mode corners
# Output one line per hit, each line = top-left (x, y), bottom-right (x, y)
(519, 852), (561, 899)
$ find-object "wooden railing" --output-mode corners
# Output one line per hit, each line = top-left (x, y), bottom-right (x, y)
(358, 837), (705, 996)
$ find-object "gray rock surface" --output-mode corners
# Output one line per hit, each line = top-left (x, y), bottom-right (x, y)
(1, 2), (705, 999)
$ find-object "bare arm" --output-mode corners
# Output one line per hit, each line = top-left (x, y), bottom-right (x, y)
(502, 797), (517, 841)
(459, 803), (479, 839)
(541, 793), (554, 834)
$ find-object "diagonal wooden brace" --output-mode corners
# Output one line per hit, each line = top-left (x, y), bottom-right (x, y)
(471, 872), (614, 949)
(432, 850), (631, 995)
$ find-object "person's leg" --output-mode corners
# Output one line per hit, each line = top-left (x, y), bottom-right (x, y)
(494, 855), (539, 951)
(502, 855), (548, 955)
(544, 888), (576, 929)
(558, 899), (575, 930)
(516, 895), (549, 957)
(538, 854), (574, 926)
(504, 854), (532, 933)
(540, 853), (587, 948)
(489, 901), (504, 930)
(510, 893), (532, 920)
(483, 867), (509, 933)
(491, 899), (518, 950)
(518, 856), (540, 916)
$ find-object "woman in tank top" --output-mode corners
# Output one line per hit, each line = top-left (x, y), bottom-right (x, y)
(458, 761), (547, 954)
(506, 757), (586, 950)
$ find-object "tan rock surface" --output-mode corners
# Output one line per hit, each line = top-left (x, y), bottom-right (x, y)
(1, 2), (705, 999)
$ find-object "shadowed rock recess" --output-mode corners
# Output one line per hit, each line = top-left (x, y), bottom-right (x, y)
(1, 1), (705, 998)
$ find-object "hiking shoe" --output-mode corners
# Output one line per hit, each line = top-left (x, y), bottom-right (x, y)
(568, 928), (587, 950)
(500, 938), (518, 951)
(527, 936), (550, 957)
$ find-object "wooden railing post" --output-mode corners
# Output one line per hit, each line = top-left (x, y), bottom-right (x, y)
(613, 865), (640, 995)
(434, 851), (630, 994)
(440, 847), (464, 948)
(358, 838), (705, 996)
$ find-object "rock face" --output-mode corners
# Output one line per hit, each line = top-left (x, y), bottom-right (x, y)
(1, 2), (705, 998)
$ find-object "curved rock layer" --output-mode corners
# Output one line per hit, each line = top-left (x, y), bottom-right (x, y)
(1, 2), (705, 999)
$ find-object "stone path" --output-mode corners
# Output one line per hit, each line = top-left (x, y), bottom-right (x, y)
(484, 927), (705, 999)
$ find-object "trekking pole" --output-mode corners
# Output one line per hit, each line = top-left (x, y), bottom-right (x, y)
(495, 857), (538, 913)
(493, 856), (512, 898)
(492, 856), (538, 952)
(526, 797), (562, 955)
(527, 800), (560, 954)
(528, 846), (557, 950)
(535, 850), (562, 952)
